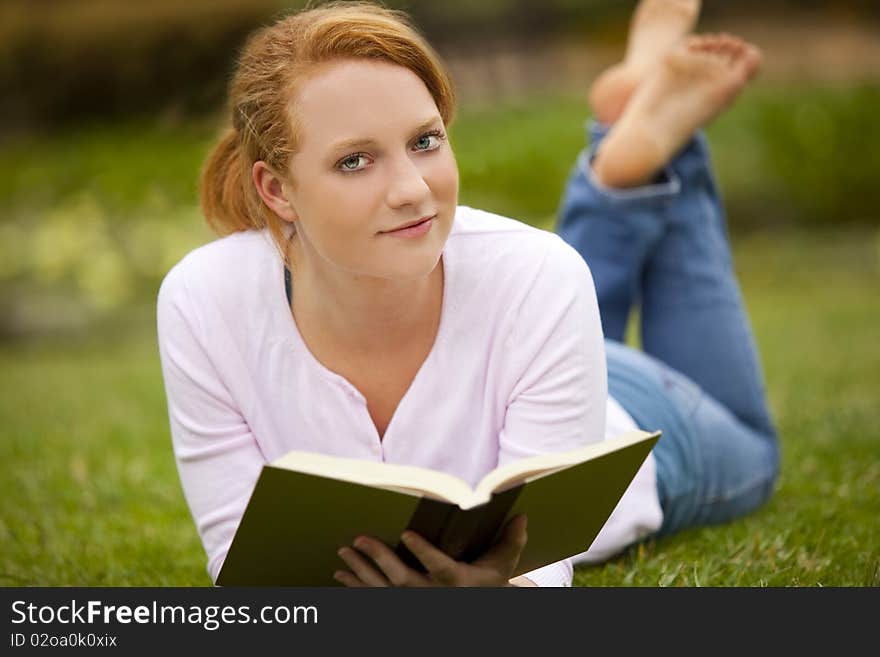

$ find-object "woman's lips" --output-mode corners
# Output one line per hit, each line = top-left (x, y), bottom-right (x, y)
(382, 215), (435, 238)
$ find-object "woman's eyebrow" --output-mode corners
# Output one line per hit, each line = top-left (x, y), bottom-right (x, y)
(408, 116), (443, 135)
(329, 117), (442, 152)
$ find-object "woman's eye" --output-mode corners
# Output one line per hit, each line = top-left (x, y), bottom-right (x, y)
(414, 133), (442, 151)
(338, 154), (369, 172)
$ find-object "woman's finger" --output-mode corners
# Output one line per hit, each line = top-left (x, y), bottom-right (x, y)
(333, 569), (365, 587)
(337, 546), (390, 587)
(351, 536), (429, 587)
(399, 531), (460, 585)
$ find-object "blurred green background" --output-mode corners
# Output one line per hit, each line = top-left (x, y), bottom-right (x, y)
(1, 1), (878, 585)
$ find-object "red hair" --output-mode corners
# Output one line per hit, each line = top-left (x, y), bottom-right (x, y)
(199, 1), (456, 261)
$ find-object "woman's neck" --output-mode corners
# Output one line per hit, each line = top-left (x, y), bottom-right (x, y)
(288, 250), (444, 358)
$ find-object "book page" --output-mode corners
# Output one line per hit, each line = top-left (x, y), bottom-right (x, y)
(270, 450), (483, 507)
(474, 430), (660, 499)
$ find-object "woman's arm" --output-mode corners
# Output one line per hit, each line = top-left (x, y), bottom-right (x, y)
(497, 233), (608, 587)
(157, 267), (267, 584)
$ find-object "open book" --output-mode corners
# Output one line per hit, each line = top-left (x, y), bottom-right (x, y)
(216, 429), (660, 586)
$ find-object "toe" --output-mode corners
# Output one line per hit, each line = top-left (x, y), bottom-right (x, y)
(742, 44), (764, 78)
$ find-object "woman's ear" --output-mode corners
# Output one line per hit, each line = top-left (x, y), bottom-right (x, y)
(252, 161), (298, 223)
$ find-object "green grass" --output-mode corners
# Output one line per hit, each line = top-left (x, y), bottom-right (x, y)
(1, 228), (877, 586)
(0, 337), (206, 585)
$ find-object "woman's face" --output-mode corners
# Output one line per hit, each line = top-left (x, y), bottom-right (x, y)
(283, 58), (458, 282)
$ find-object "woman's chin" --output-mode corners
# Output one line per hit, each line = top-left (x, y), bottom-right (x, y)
(377, 237), (447, 281)
(385, 255), (443, 282)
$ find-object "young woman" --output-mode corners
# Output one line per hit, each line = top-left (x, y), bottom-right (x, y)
(157, 0), (779, 587)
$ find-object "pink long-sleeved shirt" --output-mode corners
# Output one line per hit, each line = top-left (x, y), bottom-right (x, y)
(157, 206), (662, 586)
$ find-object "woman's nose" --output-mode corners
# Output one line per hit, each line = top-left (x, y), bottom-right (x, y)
(385, 155), (431, 209)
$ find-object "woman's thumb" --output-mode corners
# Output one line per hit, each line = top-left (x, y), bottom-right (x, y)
(500, 513), (528, 551)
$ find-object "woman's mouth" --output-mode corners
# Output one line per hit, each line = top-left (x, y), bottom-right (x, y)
(381, 215), (435, 238)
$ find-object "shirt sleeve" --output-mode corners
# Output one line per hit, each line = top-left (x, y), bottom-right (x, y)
(499, 235), (608, 587)
(156, 266), (266, 585)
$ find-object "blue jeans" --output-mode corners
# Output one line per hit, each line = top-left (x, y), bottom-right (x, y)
(557, 122), (780, 536)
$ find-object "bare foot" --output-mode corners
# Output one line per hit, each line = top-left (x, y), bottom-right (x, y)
(589, 0), (701, 124)
(591, 34), (762, 189)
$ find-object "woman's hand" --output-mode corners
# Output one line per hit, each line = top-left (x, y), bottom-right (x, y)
(333, 514), (529, 587)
